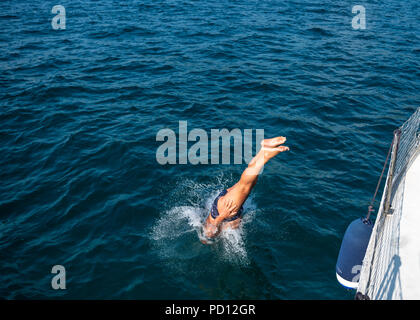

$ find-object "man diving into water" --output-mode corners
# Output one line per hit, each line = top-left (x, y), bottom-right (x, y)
(201, 136), (289, 244)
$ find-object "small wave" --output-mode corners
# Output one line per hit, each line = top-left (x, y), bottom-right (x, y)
(306, 27), (333, 37)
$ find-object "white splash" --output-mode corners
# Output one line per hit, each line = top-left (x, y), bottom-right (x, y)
(149, 180), (257, 267)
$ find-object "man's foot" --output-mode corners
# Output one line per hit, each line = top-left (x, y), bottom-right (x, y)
(261, 136), (286, 148)
(260, 136), (289, 161)
(261, 145), (289, 161)
(248, 136), (289, 170)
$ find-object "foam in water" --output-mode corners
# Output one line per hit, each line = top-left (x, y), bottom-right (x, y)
(150, 179), (256, 267)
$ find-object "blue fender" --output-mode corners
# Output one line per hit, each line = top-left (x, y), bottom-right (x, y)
(336, 218), (373, 289)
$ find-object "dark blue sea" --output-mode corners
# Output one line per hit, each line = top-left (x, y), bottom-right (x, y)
(0, 0), (418, 299)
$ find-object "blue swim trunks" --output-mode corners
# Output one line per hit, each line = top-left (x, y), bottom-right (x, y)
(210, 190), (244, 222)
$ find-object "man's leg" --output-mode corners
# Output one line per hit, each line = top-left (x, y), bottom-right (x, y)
(221, 136), (289, 210)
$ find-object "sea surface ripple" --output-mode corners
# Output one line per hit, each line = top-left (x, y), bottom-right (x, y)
(0, 0), (419, 299)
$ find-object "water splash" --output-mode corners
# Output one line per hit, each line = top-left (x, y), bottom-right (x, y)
(149, 179), (257, 268)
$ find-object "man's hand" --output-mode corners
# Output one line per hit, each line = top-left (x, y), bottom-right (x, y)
(218, 197), (238, 219)
(202, 197), (238, 240)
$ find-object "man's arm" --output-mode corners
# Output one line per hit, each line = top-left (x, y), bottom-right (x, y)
(203, 198), (237, 238)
